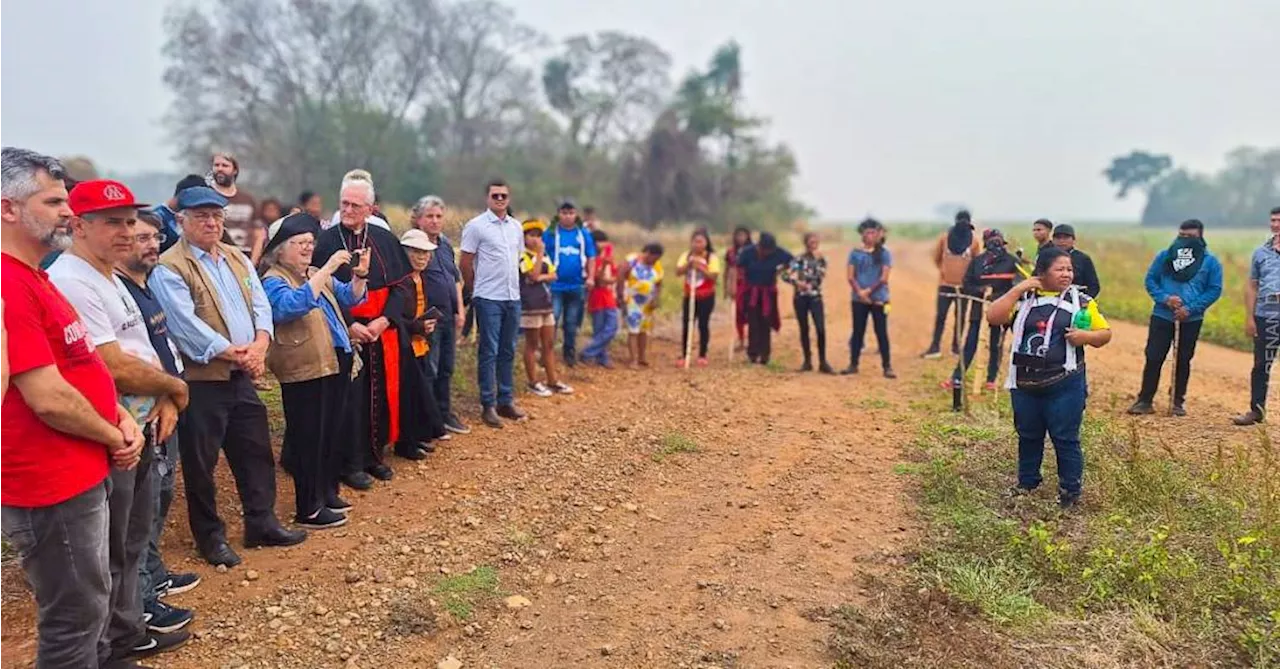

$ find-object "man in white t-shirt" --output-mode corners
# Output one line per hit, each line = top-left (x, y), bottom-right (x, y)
(48, 179), (191, 664)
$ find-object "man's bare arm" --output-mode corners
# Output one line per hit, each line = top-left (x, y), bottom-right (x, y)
(95, 341), (188, 408)
(460, 251), (476, 294)
(11, 365), (124, 448)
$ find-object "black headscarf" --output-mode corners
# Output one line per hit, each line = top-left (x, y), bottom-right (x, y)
(946, 210), (974, 255)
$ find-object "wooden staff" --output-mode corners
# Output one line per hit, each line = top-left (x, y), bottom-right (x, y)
(952, 288), (967, 413)
(685, 267), (697, 369)
(1168, 319), (1180, 416)
(971, 291), (988, 398)
(727, 287), (737, 363)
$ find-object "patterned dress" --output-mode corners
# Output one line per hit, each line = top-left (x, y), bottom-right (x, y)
(623, 254), (664, 334)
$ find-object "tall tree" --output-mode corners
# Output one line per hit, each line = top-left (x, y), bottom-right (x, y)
(1102, 150), (1174, 198)
(541, 32), (672, 153)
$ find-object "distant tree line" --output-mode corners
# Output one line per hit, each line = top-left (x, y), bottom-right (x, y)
(157, 0), (809, 230)
(1103, 147), (1280, 227)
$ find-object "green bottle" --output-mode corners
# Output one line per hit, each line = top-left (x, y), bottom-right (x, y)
(1072, 309), (1092, 330)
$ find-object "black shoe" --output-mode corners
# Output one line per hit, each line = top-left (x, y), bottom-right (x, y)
(394, 442), (427, 461)
(366, 463), (394, 481)
(1058, 491), (1081, 509)
(154, 572), (201, 599)
(143, 600), (193, 633)
(497, 404), (527, 421)
(129, 630), (190, 659)
(326, 493), (352, 515)
(1005, 485), (1037, 498)
(1126, 400), (1155, 415)
(244, 524), (308, 549)
(295, 507), (348, 530)
(482, 406), (503, 429)
(799, 360), (813, 372)
(341, 471), (374, 491)
(883, 368), (897, 379)
(840, 365), (859, 376)
(1171, 404), (1187, 417)
(819, 362), (836, 375)
(199, 541), (241, 568)
(1233, 410), (1265, 426)
(420, 440), (438, 454)
(444, 414), (471, 434)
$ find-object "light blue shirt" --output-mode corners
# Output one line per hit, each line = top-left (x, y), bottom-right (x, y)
(1251, 241), (1280, 318)
(262, 275), (365, 353)
(149, 245), (274, 365)
(460, 209), (524, 302)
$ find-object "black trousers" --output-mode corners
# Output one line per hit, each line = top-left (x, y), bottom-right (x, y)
(746, 299), (774, 363)
(681, 296), (715, 359)
(927, 286), (963, 353)
(1137, 317), (1203, 406)
(1250, 315), (1280, 415)
(794, 294), (828, 364)
(179, 373), (278, 550)
(280, 351), (352, 518)
(399, 354), (446, 447)
(850, 302), (891, 369)
(951, 300), (1004, 383)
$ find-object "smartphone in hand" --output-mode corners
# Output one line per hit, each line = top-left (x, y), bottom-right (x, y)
(423, 306), (444, 321)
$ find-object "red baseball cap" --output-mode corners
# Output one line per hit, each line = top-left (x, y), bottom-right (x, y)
(69, 179), (149, 216)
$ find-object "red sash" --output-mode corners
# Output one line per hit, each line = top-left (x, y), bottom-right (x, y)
(351, 287), (403, 444)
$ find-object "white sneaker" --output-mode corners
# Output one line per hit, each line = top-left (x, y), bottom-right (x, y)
(527, 382), (553, 398)
(550, 382), (574, 395)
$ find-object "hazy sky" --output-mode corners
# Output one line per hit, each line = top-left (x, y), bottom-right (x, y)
(3, 0), (1277, 221)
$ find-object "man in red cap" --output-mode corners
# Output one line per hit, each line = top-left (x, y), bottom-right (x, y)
(1, 147), (145, 668)
(49, 178), (193, 662)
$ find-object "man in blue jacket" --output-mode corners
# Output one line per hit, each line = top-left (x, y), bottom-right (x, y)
(543, 200), (596, 366)
(1128, 219), (1223, 416)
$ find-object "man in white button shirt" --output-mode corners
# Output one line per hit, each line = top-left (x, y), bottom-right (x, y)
(460, 179), (527, 428)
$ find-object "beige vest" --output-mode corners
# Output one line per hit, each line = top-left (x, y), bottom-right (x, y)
(157, 238), (257, 381)
(262, 266), (341, 384)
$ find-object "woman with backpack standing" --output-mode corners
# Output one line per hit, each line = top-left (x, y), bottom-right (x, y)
(783, 232), (834, 373)
(844, 219), (896, 378)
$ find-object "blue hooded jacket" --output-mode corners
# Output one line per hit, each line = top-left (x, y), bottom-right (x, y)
(1144, 247), (1223, 322)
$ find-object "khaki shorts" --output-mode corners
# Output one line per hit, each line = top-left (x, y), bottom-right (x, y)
(521, 311), (555, 330)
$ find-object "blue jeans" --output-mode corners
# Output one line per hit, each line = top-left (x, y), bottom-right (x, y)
(474, 298), (521, 408)
(140, 434), (177, 608)
(581, 309), (619, 364)
(427, 318), (457, 417)
(552, 288), (586, 362)
(2, 481), (111, 669)
(1010, 371), (1087, 497)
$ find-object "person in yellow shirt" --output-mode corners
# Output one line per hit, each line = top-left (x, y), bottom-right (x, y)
(988, 247), (1112, 509)
(675, 228), (721, 368)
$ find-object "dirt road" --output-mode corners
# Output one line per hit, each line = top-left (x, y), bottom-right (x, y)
(1, 239), (1261, 668)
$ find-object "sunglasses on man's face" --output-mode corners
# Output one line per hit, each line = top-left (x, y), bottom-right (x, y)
(490, 192), (509, 201)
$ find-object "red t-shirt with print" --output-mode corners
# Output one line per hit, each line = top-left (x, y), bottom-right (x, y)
(2, 253), (114, 507)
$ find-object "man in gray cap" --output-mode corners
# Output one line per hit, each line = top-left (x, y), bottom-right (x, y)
(1051, 224), (1101, 298)
(149, 186), (306, 567)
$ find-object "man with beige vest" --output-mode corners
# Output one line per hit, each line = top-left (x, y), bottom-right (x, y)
(923, 209), (982, 359)
(149, 186), (306, 567)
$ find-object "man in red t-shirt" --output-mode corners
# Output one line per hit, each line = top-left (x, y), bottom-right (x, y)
(1, 147), (144, 668)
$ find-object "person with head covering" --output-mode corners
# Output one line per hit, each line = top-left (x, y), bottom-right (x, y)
(380, 229), (452, 458)
(844, 218), (896, 378)
(149, 185), (307, 567)
(676, 227), (722, 368)
(987, 247), (1113, 508)
(543, 199), (597, 367)
(1128, 219), (1222, 418)
(735, 231), (793, 365)
(941, 228), (1023, 395)
(260, 213), (368, 529)
(311, 178), (412, 486)
(924, 210), (981, 359)
(1050, 224), (1101, 298)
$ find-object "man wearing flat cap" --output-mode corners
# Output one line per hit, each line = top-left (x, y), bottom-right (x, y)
(1051, 224), (1102, 298)
(150, 186), (306, 568)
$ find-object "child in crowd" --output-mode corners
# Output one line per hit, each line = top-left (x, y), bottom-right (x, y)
(676, 228), (721, 368)
(783, 232), (834, 373)
(581, 230), (619, 367)
(618, 242), (665, 369)
(519, 219), (572, 397)
(845, 218), (896, 378)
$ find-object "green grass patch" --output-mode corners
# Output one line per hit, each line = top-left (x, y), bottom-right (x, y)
(901, 398), (1279, 665)
(652, 432), (700, 462)
(431, 565), (500, 620)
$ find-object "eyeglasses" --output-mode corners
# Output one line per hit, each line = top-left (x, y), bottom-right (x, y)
(135, 233), (167, 244)
(489, 193), (509, 201)
(287, 238), (316, 248)
(188, 210), (226, 223)
(340, 200), (370, 210)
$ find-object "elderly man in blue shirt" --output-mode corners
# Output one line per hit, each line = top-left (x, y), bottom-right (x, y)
(1236, 207), (1280, 426)
(149, 186), (306, 567)
(1126, 219), (1223, 417)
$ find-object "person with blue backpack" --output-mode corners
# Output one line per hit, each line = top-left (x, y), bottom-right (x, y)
(543, 200), (597, 367)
